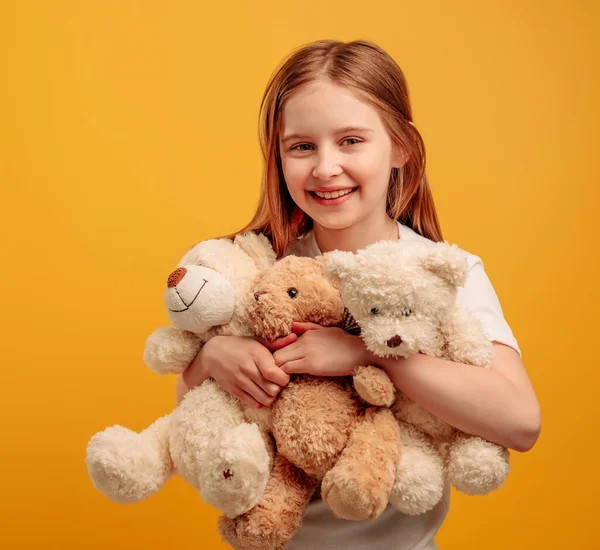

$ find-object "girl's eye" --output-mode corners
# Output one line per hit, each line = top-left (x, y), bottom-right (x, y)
(401, 307), (412, 316)
(290, 138), (361, 152)
(290, 143), (313, 152)
(341, 137), (361, 146)
(287, 287), (298, 298)
(370, 307), (379, 315)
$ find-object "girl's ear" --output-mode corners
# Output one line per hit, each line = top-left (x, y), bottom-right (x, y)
(391, 142), (410, 169)
(320, 251), (357, 286)
(234, 231), (277, 269)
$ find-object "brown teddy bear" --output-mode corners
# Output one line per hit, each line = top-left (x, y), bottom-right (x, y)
(218, 255), (402, 550)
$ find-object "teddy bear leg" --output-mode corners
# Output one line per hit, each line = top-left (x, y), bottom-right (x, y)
(352, 365), (396, 406)
(272, 376), (358, 478)
(218, 453), (317, 550)
(388, 422), (445, 516)
(85, 414), (173, 504)
(169, 380), (271, 516)
(321, 408), (400, 521)
(143, 326), (203, 376)
(446, 432), (510, 495)
(200, 423), (272, 518)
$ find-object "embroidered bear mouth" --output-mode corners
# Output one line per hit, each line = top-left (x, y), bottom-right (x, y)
(168, 279), (208, 313)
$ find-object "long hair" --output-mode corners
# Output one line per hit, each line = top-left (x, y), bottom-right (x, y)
(231, 39), (443, 257)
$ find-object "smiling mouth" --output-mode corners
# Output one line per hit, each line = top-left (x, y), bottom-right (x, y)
(309, 188), (357, 199)
(168, 279), (208, 313)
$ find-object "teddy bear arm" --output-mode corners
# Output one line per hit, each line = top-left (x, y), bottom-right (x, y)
(440, 306), (494, 368)
(143, 325), (203, 375)
(352, 365), (396, 406)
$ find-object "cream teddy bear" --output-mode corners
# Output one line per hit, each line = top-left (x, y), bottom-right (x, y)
(323, 240), (511, 516)
(86, 232), (278, 518)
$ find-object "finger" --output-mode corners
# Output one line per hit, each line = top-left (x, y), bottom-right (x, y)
(245, 362), (283, 396)
(280, 359), (308, 375)
(291, 322), (322, 335)
(272, 343), (300, 368)
(259, 333), (298, 351)
(230, 387), (263, 410)
(239, 379), (275, 407)
(255, 354), (291, 386)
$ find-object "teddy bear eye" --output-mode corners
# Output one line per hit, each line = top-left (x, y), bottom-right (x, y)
(370, 307), (379, 315)
(402, 307), (412, 316)
(287, 287), (298, 298)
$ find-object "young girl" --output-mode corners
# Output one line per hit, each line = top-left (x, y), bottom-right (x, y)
(175, 39), (541, 549)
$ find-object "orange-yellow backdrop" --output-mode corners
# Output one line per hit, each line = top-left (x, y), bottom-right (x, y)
(2, 1), (598, 548)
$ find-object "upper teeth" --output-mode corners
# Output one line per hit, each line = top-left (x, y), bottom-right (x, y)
(314, 189), (354, 199)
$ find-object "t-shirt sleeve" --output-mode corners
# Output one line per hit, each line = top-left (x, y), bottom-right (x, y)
(456, 253), (522, 357)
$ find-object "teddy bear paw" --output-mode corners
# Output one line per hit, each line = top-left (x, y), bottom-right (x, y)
(200, 423), (271, 518)
(85, 425), (172, 503)
(218, 514), (289, 550)
(353, 365), (396, 406)
(321, 470), (388, 521)
(143, 326), (202, 375)
(388, 446), (445, 516)
(447, 435), (510, 495)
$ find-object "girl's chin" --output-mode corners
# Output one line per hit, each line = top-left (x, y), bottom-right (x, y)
(309, 212), (359, 231)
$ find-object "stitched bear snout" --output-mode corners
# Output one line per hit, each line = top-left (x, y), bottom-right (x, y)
(167, 267), (187, 288)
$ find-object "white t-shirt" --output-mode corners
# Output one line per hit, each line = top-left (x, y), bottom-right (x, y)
(283, 221), (520, 550)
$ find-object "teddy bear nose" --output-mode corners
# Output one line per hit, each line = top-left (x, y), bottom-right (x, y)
(254, 290), (267, 301)
(167, 267), (187, 288)
(386, 335), (403, 348)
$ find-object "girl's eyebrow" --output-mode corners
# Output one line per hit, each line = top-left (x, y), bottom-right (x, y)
(281, 126), (374, 142)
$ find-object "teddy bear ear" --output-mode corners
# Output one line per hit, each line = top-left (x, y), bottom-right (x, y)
(418, 242), (469, 287)
(321, 250), (357, 286)
(234, 231), (277, 270)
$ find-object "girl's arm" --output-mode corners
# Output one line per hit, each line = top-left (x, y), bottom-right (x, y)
(274, 324), (541, 452)
(374, 342), (541, 452)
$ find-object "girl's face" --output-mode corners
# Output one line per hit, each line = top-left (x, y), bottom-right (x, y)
(279, 78), (405, 231)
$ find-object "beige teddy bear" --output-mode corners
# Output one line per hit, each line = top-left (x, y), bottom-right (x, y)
(219, 255), (402, 550)
(323, 239), (511, 516)
(86, 232), (279, 518)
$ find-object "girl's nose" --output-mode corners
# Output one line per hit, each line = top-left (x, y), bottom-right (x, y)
(312, 149), (343, 180)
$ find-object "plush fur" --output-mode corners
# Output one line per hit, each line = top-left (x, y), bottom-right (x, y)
(219, 256), (402, 550)
(86, 232), (278, 518)
(323, 239), (511, 516)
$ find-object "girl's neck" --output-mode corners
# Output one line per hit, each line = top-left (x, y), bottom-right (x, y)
(313, 215), (399, 254)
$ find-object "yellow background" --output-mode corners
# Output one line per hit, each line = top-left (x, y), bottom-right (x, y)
(1, 1), (598, 548)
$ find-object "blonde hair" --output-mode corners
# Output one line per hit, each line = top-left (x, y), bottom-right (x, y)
(231, 39), (443, 257)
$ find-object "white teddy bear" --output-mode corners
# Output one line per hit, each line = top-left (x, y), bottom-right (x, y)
(86, 232), (277, 518)
(323, 239), (511, 516)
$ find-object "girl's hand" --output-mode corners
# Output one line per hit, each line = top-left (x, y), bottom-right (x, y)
(272, 322), (369, 376)
(255, 332), (298, 352)
(200, 335), (291, 409)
